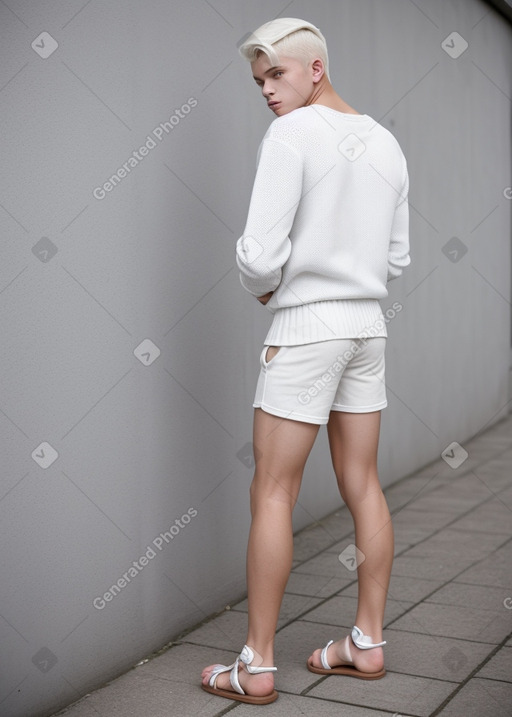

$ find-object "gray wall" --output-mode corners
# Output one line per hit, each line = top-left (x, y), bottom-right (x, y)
(0, 1), (510, 715)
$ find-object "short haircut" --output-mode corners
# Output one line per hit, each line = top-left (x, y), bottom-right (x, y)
(238, 18), (330, 81)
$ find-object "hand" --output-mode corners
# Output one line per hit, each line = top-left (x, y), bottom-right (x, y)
(257, 291), (274, 305)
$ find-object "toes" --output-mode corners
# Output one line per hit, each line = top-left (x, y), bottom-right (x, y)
(201, 663), (274, 697)
(201, 664), (237, 692)
(201, 663), (221, 686)
(309, 642), (348, 669)
(309, 648), (323, 667)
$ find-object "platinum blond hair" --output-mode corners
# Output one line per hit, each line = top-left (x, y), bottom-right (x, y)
(238, 18), (330, 81)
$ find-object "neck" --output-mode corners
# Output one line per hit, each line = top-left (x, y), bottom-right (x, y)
(305, 78), (359, 114)
(306, 77), (336, 105)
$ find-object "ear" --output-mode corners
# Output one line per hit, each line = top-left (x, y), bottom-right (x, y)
(311, 58), (325, 84)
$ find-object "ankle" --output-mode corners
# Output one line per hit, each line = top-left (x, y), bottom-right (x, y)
(351, 623), (385, 647)
(242, 642), (274, 668)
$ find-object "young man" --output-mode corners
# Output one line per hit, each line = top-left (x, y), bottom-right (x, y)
(201, 17), (410, 704)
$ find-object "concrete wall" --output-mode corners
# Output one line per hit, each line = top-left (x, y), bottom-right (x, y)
(0, 1), (510, 715)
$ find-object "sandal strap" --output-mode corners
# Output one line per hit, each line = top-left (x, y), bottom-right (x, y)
(351, 625), (386, 649)
(320, 636), (353, 669)
(319, 628), (385, 670)
(210, 645), (277, 696)
(320, 639), (334, 669)
(229, 656), (245, 694)
(340, 635), (354, 663)
(240, 645), (277, 675)
(208, 659), (242, 693)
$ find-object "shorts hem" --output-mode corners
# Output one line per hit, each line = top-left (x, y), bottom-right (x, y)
(330, 400), (387, 414)
(252, 402), (327, 425)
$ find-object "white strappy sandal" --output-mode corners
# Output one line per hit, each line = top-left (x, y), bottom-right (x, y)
(202, 644), (278, 704)
(307, 625), (387, 679)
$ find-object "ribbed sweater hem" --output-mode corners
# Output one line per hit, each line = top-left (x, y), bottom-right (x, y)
(264, 299), (387, 346)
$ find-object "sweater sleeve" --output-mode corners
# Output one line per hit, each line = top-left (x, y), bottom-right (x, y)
(236, 138), (303, 297)
(387, 157), (411, 282)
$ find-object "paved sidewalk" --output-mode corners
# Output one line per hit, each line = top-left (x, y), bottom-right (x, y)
(55, 413), (512, 717)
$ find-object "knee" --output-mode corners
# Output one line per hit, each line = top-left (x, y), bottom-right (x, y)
(249, 470), (298, 511)
(337, 471), (383, 508)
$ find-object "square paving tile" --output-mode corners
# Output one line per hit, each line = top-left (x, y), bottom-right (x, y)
(471, 461), (512, 493)
(383, 628), (492, 682)
(384, 508), (458, 545)
(390, 553), (475, 582)
(403, 476), (493, 513)
(181, 609), (248, 651)
(325, 537), (411, 557)
(425, 581), (512, 612)
(455, 544), (512, 589)
(383, 475), (446, 512)
(323, 532), (355, 552)
(341, 575), (442, 604)
(456, 438), (510, 464)
(495, 484), (512, 507)
(476, 646), (512, 683)
(301, 594), (414, 629)
(135, 642), (237, 686)
(230, 591), (325, 630)
(447, 501), (512, 535)
(435, 676), (512, 716)
(292, 550), (347, 578)
(318, 506), (353, 528)
(292, 522), (347, 563)
(307, 670), (455, 716)
(399, 528), (509, 563)
(284, 570), (354, 598)
(54, 667), (222, 717)
(388, 601), (512, 644)
(229, 693), (391, 715)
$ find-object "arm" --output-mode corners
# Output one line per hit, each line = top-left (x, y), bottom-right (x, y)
(236, 138), (302, 298)
(387, 157), (411, 281)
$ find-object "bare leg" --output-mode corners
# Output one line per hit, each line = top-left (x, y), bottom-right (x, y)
(246, 406), (320, 659)
(308, 410), (393, 673)
(202, 379), (320, 696)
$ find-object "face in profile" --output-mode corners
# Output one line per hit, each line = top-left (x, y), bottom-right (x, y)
(250, 53), (316, 116)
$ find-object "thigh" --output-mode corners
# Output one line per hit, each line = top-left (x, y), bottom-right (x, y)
(252, 407), (320, 506)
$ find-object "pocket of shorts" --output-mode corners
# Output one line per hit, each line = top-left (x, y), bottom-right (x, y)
(260, 345), (284, 368)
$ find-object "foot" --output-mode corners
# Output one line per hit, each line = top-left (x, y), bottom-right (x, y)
(308, 637), (384, 674)
(201, 660), (275, 698)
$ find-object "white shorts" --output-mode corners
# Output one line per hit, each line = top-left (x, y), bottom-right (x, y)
(253, 337), (387, 425)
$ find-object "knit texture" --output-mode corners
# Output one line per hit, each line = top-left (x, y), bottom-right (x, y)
(235, 104), (410, 344)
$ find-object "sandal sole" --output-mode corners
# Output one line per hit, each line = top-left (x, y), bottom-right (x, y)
(307, 660), (386, 680)
(201, 684), (279, 704)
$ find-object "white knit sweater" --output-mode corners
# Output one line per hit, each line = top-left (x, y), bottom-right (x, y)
(235, 104), (410, 345)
